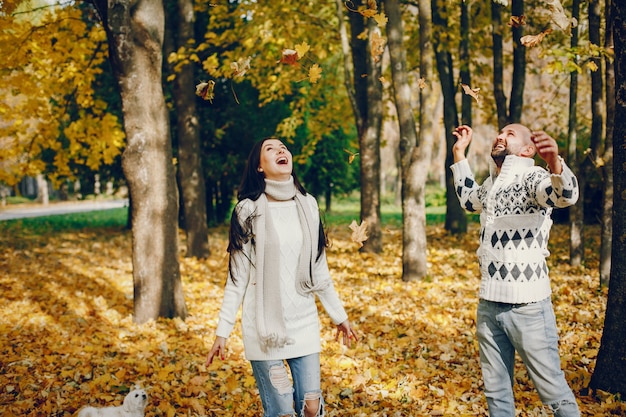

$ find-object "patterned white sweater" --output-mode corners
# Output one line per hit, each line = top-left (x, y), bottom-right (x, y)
(450, 155), (579, 304)
(215, 195), (348, 361)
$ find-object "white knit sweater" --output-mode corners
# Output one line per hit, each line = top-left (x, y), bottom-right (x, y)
(215, 195), (348, 361)
(450, 155), (579, 304)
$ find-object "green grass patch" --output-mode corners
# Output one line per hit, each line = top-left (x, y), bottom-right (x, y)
(0, 207), (128, 238)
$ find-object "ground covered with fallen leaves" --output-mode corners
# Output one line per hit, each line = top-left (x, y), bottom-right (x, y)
(1, 221), (623, 416)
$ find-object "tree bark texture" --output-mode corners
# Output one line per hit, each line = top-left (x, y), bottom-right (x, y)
(92, 0), (187, 323)
(346, 0), (383, 253)
(568, 0), (583, 267)
(589, 0), (626, 395)
(600, 0), (615, 287)
(385, 0), (430, 281)
(432, 0), (466, 234)
(170, 0), (210, 259)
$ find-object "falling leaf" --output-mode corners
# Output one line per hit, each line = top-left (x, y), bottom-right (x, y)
(370, 30), (386, 63)
(507, 15), (526, 27)
(279, 49), (299, 66)
(308, 64), (323, 84)
(195, 80), (215, 102)
(295, 42), (311, 60)
(349, 220), (369, 248)
(417, 78), (427, 89)
(231, 56), (251, 77)
(520, 28), (553, 47)
(460, 83), (481, 105)
(344, 149), (359, 164)
(373, 12), (388, 28)
(544, 0), (573, 32)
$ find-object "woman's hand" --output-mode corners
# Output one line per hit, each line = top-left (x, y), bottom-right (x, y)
(335, 320), (359, 348)
(206, 336), (227, 365)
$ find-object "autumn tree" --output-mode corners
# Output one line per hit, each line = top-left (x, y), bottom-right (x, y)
(0, 4), (124, 188)
(90, 0), (187, 323)
(589, 0), (626, 394)
(431, 0), (466, 234)
(385, 0), (432, 281)
(339, 0), (385, 253)
(165, 0), (210, 259)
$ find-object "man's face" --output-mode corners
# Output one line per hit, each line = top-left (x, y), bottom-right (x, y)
(491, 124), (533, 164)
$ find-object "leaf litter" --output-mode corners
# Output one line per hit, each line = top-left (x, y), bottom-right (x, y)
(0, 223), (623, 416)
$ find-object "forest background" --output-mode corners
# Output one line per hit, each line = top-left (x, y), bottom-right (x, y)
(2, 0), (626, 415)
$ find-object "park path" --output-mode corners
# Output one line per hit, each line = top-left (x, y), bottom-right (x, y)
(0, 199), (128, 221)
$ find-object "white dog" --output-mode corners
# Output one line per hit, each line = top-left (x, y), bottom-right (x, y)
(77, 387), (148, 417)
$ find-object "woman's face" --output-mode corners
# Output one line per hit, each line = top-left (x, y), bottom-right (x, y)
(258, 138), (293, 181)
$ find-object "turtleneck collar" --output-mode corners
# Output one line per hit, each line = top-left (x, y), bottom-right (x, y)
(264, 176), (297, 201)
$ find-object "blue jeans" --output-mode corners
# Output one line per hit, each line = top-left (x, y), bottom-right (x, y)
(476, 298), (580, 417)
(250, 353), (324, 417)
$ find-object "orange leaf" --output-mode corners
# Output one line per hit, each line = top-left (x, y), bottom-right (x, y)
(279, 49), (299, 66)
(507, 15), (526, 27)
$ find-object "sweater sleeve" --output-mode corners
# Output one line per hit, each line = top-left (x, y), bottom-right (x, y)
(306, 194), (349, 325)
(214, 200), (254, 339)
(526, 158), (579, 208)
(450, 159), (484, 213)
(313, 251), (349, 325)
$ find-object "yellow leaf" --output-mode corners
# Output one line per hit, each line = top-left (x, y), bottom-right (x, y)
(460, 83), (481, 106)
(308, 64), (322, 84)
(373, 12), (388, 28)
(295, 41), (310, 59)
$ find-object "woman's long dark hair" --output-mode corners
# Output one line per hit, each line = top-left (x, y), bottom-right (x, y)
(227, 137), (328, 280)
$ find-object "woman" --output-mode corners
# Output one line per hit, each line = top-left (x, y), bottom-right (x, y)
(207, 137), (358, 417)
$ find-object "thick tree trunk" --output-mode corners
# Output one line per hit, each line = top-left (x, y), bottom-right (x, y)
(385, 0), (430, 281)
(589, 0), (626, 395)
(432, 0), (465, 234)
(92, 0), (187, 323)
(170, 0), (210, 259)
(344, 0), (383, 253)
(600, 0), (614, 287)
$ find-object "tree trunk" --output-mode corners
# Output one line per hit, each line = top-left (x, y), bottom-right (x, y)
(589, 0), (626, 395)
(385, 0), (430, 281)
(600, 0), (614, 287)
(91, 0), (187, 323)
(491, 1), (507, 128)
(492, 0), (525, 127)
(508, 0), (525, 123)
(170, 0), (210, 259)
(459, 0), (472, 126)
(342, 0), (383, 253)
(432, 0), (465, 234)
(568, 0), (583, 267)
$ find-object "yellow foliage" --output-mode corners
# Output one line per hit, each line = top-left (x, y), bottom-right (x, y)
(0, 5), (124, 186)
(0, 222), (620, 416)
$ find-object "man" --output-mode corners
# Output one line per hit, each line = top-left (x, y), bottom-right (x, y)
(450, 124), (580, 417)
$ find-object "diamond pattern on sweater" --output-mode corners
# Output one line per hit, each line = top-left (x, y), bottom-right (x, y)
(487, 261), (548, 282)
(488, 228), (546, 251)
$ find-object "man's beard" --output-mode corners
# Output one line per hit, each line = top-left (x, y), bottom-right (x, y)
(491, 148), (509, 166)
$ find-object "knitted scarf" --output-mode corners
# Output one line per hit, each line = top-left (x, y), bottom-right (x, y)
(254, 176), (328, 352)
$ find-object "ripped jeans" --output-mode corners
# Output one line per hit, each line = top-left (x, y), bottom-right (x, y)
(250, 353), (324, 417)
(477, 298), (580, 417)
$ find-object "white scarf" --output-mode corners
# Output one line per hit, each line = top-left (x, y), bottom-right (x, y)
(253, 177), (329, 351)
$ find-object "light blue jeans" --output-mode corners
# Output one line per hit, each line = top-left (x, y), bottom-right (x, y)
(476, 297), (580, 417)
(250, 353), (324, 417)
